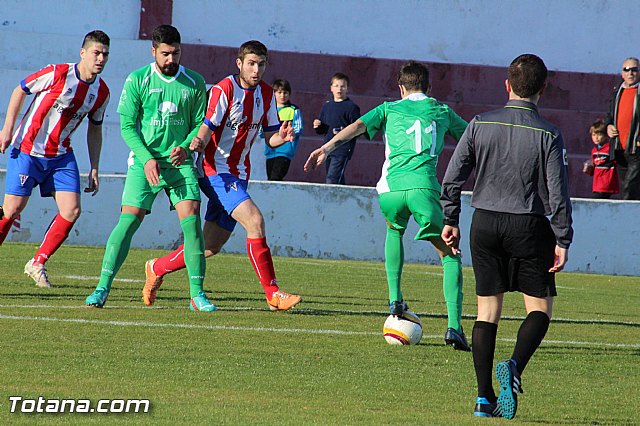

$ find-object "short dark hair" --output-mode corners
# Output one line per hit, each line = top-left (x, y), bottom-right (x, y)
(152, 25), (181, 48)
(507, 54), (548, 98)
(82, 30), (110, 48)
(331, 73), (349, 86)
(590, 118), (607, 135)
(398, 61), (430, 93)
(272, 79), (291, 93)
(238, 40), (268, 62)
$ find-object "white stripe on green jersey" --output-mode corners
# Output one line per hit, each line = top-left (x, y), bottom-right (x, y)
(359, 92), (467, 194)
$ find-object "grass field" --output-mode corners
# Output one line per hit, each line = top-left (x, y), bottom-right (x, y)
(0, 242), (638, 425)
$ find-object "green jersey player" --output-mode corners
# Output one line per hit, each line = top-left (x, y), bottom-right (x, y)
(86, 25), (215, 311)
(305, 61), (470, 350)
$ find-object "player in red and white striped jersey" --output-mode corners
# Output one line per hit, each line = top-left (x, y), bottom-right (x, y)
(144, 40), (302, 311)
(0, 30), (111, 288)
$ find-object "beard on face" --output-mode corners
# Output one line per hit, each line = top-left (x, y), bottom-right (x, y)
(159, 62), (179, 77)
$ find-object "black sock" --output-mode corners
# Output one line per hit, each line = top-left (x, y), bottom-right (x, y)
(511, 310), (550, 375)
(472, 321), (498, 402)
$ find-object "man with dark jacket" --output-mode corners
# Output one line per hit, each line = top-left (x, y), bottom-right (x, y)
(605, 57), (640, 199)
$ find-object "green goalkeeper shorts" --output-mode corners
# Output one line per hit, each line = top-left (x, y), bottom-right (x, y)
(121, 161), (200, 213)
(378, 188), (444, 240)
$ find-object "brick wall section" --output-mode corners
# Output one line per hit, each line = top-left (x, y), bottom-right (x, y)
(181, 43), (620, 198)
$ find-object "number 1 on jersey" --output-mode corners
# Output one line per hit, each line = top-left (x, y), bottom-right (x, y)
(406, 120), (437, 156)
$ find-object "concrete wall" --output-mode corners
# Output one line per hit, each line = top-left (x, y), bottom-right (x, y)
(2, 171), (638, 276)
(172, 0), (632, 75)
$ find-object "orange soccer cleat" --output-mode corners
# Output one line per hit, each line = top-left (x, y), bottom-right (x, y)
(142, 258), (164, 306)
(267, 290), (301, 311)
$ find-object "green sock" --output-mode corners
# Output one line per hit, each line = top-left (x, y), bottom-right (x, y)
(181, 215), (206, 298)
(98, 213), (141, 291)
(385, 227), (404, 303)
(442, 254), (464, 332)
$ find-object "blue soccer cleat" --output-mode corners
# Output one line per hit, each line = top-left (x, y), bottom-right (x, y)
(496, 359), (523, 420)
(474, 397), (501, 417)
(190, 291), (218, 312)
(86, 288), (110, 308)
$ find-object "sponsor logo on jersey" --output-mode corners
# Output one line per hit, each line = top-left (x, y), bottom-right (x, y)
(225, 115), (260, 132)
(19, 174), (29, 186)
(88, 94), (95, 104)
(228, 182), (238, 192)
(256, 97), (261, 108)
(52, 102), (83, 120)
(65, 88), (73, 96)
(149, 88), (163, 94)
(151, 101), (184, 126)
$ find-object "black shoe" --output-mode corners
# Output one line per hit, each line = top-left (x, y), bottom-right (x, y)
(444, 327), (471, 352)
(389, 300), (408, 315)
(496, 359), (523, 420)
(474, 397), (501, 418)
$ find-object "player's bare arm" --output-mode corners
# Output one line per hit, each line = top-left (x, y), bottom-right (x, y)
(549, 245), (569, 272)
(0, 86), (28, 154)
(169, 146), (187, 166)
(441, 225), (461, 256)
(189, 124), (213, 152)
(304, 119), (366, 172)
(85, 122), (102, 195)
(264, 121), (294, 149)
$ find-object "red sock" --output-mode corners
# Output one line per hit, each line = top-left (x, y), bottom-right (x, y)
(153, 245), (187, 276)
(34, 214), (74, 264)
(0, 214), (16, 246)
(246, 237), (279, 299)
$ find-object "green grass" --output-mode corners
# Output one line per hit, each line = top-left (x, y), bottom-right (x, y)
(0, 242), (638, 425)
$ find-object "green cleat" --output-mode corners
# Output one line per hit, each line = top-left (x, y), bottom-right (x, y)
(86, 288), (110, 308)
(189, 291), (217, 312)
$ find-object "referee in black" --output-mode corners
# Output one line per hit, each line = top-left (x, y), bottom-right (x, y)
(440, 54), (573, 419)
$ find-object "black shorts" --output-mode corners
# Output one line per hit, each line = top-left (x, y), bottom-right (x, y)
(470, 209), (557, 297)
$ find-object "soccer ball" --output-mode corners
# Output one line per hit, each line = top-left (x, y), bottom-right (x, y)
(383, 311), (423, 345)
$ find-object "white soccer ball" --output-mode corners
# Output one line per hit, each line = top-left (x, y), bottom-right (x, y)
(383, 311), (423, 345)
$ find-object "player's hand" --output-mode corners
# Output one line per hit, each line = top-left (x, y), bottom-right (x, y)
(549, 245), (568, 272)
(0, 128), (12, 154)
(84, 169), (99, 196)
(279, 121), (294, 142)
(190, 136), (206, 152)
(170, 146), (187, 166)
(607, 124), (618, 138)
(313, 119), (321, 129)
(304, 147), (327, 172)
(144, 159), (161, 186)
(441, 225), (461, 256)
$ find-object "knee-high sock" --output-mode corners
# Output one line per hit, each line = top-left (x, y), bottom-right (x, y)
(442, 254), (463, 331)
(0, 213), (15, 246)
(510, 310), (550, 375)
(385, 227), (404, 303)
(246, 237), (278, 299)
(181, 215), (206, 297)
(34, 214), (74, 264)
(473, 321), (498, 402)
(97, 214), (141, 291)
(153, 244), (186, 276)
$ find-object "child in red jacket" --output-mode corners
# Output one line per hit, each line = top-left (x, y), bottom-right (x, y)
(584, 118), (619, 198)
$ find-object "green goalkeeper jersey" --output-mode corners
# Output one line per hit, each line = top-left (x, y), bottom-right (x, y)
(117, 63), (206, 168)
(360, 93), (468, 194)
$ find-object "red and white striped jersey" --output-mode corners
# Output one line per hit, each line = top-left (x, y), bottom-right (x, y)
(11, 63), (110, 158)
(201, 75), (280, 180)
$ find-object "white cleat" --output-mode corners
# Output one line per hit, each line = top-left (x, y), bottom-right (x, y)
(24, 258), (53, 288)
